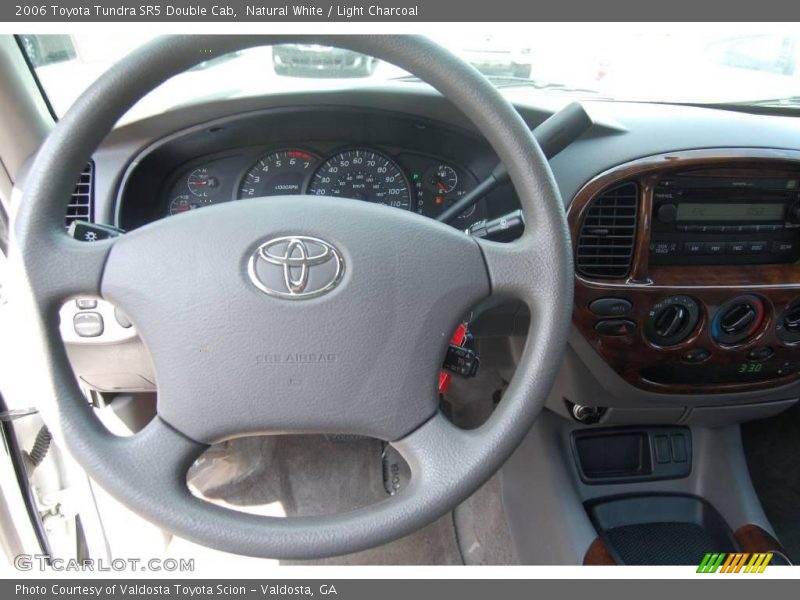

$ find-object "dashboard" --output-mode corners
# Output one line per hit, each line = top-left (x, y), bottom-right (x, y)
(160, 146), (481, 222)
(64, 86), (800, 425)
(116, 106), (518, 231)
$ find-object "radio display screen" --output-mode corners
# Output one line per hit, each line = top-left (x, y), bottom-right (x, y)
(676, 203), (785, 222)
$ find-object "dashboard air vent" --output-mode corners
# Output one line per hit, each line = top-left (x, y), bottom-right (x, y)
(576, 182), (638, 278)
(65, 161), (94, 229)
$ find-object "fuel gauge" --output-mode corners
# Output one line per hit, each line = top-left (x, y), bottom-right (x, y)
(424, 163), (475, 220)
(415, 161), (484, 225)
(427, 164), (458, 194)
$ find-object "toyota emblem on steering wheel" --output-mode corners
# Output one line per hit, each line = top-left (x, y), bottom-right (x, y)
(247, 236), (345, 299)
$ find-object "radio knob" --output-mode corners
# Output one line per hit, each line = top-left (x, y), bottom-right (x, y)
(656, 203), (678, 223)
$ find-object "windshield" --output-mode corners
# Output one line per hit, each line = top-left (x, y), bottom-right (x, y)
(19, 25), (800, 124)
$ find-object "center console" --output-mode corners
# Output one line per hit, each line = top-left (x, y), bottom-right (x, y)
(569, 148), (800, 393)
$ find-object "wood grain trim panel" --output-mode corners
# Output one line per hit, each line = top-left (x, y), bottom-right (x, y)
(569, 148), (800, 394)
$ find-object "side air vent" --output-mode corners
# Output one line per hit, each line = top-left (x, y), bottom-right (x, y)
(65, 161), (94, 229)
(576, 182), (639, 278)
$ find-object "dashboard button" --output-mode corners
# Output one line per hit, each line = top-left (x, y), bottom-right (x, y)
(671, 435), (688, 463)
(747, 346), (774, 362)
(701, 241), (725, 255)
(683, 241), (703, 254)
(73, 312), (104, 338)
(772, 240), (796, 254)
(746, 241), (768, 254)
(654, 435), (671, 464)
(726, 241), (747, 254)
(594, 319), (637, 337)
(589, 298), (633, 317)
(650, 241), (677, 256)
(75, 298), (97, 310)
(682, 348), (711, 363)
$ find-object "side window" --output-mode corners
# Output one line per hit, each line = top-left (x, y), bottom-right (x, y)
(18, 34), (76, 68)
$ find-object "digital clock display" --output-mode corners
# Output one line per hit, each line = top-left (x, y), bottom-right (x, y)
(737, 362), (763, 375)
(676, 203), (785, 222)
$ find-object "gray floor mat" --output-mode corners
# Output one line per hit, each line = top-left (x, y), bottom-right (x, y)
(191, 435), (387, 515)
(188, 434), (465, 565)
(454, 475), (517, 565)
(286, 515), (463, 565)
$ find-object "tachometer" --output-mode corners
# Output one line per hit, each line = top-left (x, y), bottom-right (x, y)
(237, 149), (319, 199)
(308, 149), (412, 210)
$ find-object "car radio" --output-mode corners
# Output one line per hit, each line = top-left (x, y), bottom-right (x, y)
(649, 175), (800, 265)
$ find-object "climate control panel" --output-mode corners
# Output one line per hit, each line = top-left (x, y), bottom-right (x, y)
(575, 287), (800, 393)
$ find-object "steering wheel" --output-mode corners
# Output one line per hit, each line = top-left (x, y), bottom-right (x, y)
(10, 35), (572, 559)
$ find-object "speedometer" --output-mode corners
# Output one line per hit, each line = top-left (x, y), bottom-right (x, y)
(308, 149), (412, 210)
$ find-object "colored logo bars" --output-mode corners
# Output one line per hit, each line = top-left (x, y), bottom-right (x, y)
(697, 552), (773, 573)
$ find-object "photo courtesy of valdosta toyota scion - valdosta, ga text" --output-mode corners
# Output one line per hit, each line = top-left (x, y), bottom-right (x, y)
(16, 584), (338, 597)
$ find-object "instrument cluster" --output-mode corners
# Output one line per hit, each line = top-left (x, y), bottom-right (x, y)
(162, 146), (485, 226)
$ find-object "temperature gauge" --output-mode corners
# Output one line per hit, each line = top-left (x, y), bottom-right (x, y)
(169, 194), (204, 216)
(187, 167), (220, 198)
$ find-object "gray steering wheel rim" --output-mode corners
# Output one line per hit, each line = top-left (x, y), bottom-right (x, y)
(11, 35), (573, 559)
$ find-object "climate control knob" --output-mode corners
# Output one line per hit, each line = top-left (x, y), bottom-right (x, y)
(645, 295), (700, 346)
(711, 294), (766, 346)
(776, 299), (800, 344)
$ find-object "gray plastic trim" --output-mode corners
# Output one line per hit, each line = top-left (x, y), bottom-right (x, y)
(500, 410), (775, 564)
